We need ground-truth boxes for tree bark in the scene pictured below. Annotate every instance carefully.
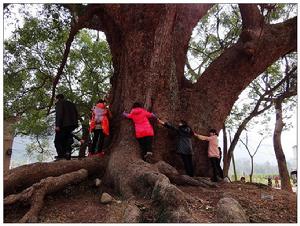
[78,124,90,157]
[273,100,292,192]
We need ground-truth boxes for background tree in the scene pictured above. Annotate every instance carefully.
[270,57,297,192]
[239,133,266,183]
[223,54,297,178]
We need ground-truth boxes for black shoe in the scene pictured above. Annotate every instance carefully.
[54,156,65,161]
[65,153,71,160]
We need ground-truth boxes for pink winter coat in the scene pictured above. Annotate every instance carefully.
[125,107,155,138]
[204,135,220,158]
[195,134,220,158]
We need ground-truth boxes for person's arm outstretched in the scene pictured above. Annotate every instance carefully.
[158,119,178,132]
[122,111,130,119]
[194,133,210,141]
[145,110,157,119]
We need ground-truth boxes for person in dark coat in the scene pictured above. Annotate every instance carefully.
[54,94,79,160]
[158,119,194,177]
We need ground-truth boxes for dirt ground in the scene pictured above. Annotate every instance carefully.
[179,182,297,223]
[4,179,297,223]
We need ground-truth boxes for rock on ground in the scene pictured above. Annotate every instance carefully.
[216,197,249,223]
[100,193,113,204]
[123,204,141,223]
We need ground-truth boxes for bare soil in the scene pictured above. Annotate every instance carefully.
[4,179,297,223]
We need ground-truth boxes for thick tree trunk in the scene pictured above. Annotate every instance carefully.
[80,3,296,177]
[68,4,297,193]
[3,118,17,172]
[95,4,214,184]
[88,5,217,221]
[273,100,292,192]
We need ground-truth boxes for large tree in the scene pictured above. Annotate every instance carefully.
[4,4,297,222]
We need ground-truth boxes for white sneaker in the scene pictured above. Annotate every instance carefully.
[144,152,153,159]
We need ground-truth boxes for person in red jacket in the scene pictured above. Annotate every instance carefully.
[123,102,157,161]
[89,99,110,157]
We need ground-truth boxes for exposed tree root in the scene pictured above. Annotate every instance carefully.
[4,169,88,223]
[155,161,217,188]
[4,157,108,196]
[148,173,195,222]
[4,152,214,223]
[105,151,211,222]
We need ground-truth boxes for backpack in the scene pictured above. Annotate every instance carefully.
[93,106,106,124]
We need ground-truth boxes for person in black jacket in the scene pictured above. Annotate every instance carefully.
[54,94,79,160]
[158,119,194,177]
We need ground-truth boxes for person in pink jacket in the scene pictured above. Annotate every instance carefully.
[194,129,224,182]
[123,102,157,161]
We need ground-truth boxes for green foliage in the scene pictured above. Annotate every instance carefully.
[186,4,242,82]
[4,4,113,156]
[264,4,297,23]
[186,3,296,83]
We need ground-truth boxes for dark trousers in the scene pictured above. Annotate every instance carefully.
[180,154,194,177]
[90,129,105,154]
[54,126,74,159]
[137,136,153,157]
[218,157,224,177]
[210,157,224,182]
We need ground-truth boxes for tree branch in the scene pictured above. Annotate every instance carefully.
[253,136,265,156]
[46,5,105,115]
[47,25,81,115]
[239,4,264,30]
[239,135,252,157]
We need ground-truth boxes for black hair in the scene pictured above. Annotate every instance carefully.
[56,94,64,100]
[132,102,143,109]
[209,129,218,136]
[97,99,105,104]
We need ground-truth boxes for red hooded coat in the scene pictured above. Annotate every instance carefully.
[126,107,154,138]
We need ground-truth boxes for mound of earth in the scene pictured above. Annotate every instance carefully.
[4,178,297,223]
